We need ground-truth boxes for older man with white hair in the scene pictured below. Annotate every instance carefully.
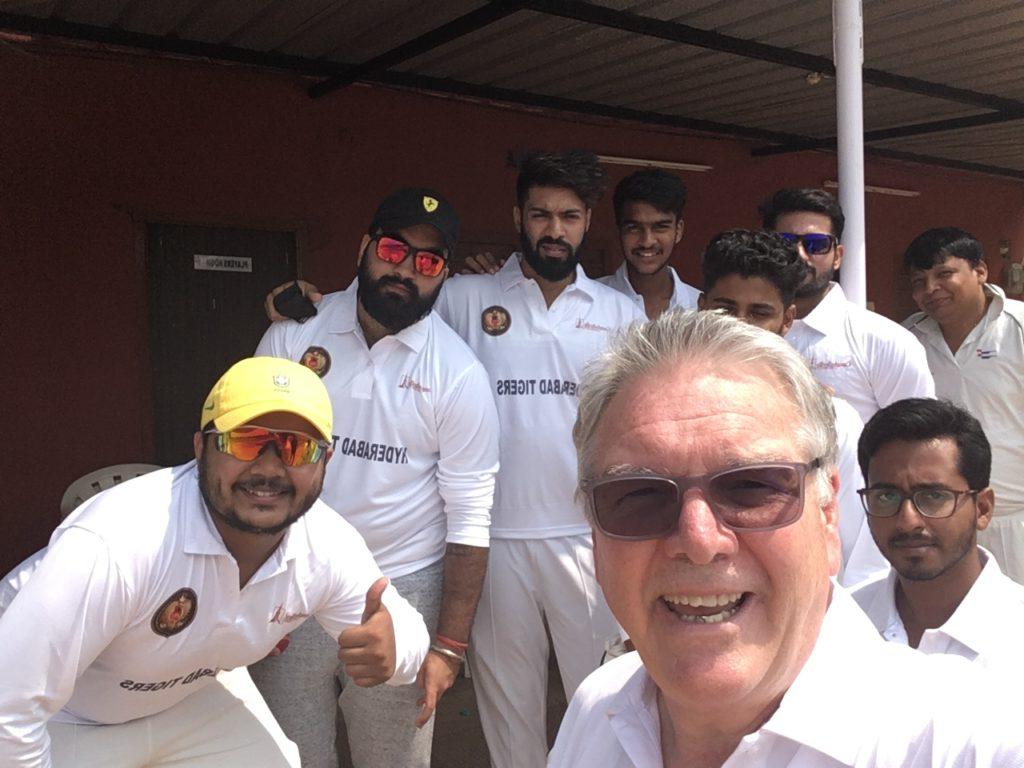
[549,310,1023,767]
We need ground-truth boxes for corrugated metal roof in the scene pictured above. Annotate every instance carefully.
[2,0,1022,176]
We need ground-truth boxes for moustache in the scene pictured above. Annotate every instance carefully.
[235,478,294,495]
[888,533,937,549]
[536,237,574,253]
[378,274,419,297]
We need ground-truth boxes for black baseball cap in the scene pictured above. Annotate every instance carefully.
[369,187,460,256]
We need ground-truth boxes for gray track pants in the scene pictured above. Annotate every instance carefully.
[249,560,443,768]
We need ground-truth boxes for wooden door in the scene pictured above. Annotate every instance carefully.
[146,223,296,465]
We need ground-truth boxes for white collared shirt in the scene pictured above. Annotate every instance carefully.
[904,284,1024,515]
[256,281,500,577]
[832,396,887,587]
[851,548,1024,664]
[549,587,1024,767]
[598,262,701,315]
[0,464,428,764]
[437,256,644,538]
[0,551,39,618]
[785,283,935,422]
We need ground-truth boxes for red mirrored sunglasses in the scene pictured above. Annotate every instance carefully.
[375,235,448,278]
[206,427,331,467]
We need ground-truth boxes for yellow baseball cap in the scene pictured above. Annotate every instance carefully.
[200,357,333,442]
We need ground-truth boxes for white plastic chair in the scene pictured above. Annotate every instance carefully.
[0,464,164,618]
[59,463,163,518]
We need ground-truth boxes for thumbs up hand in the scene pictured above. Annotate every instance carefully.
[338,577,396,687]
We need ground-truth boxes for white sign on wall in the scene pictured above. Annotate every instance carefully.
[193,254,252,273]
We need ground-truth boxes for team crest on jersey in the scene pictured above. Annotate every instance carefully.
[481,306,511,336]
[422,196,439,213]
[151,588,198,637]
[300,346,332,377]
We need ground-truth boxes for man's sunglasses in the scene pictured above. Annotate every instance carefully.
[778,232,837,256]
[375,235,447,278]
[581,459,822,540]
[206,427,332,468]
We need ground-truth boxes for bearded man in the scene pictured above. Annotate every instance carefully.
[252,188,500,768]
[433,150,644,768]
[0,357,428,767]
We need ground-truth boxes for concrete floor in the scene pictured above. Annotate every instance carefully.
[338,655,567,767]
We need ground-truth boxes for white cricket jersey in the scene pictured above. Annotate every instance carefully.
[0,464,429,764]
[0,550,40,618]
[851,548,1024,665]
[832,396,887,587]
[256,281,499,578]
[549,588,1024,767]
[785,282,935,422]
[598,262,701,314]
[904,284,1024,517]
[436,255,644,538]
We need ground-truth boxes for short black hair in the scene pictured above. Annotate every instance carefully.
[701,229,809,307]
[858,398,991,489]
[759,188,845,239]
[612,169,687,225]
[903,227,983,271]
[515,150,607,210]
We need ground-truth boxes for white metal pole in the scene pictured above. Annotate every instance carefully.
[834,0,867,307]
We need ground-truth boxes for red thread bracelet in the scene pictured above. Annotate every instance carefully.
[436,634,469,652]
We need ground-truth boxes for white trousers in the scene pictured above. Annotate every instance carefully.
[469,535,618,768]
[48,667,300,767]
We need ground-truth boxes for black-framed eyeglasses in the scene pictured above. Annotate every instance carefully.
[857,487,979,519]
[778,232,837,256]
[581,459,822,541]
[374,234,448,278]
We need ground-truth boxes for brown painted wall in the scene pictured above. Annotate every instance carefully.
[3,43,1023,572]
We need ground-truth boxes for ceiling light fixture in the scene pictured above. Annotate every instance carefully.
[597,154,712,173]
[823,180,920,198]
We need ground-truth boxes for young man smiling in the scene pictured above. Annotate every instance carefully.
[902,227,1024,584]
[0,357,428,767]
[852,398,1024,664]
[598,169,700,318]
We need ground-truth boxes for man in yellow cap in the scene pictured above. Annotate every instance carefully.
[0,357,429,768]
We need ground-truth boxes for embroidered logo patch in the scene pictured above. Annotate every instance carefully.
[423,196,439,213]
[151,588,198,637]
[300,346,332,377]
[481,306,511,336]
[976,348,996,359]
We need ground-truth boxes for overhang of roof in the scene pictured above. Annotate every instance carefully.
[3,0,1023,179]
